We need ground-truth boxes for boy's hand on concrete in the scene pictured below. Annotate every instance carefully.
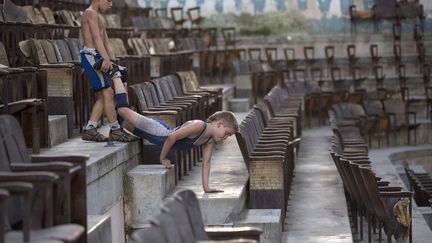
[101,59,112,72]
[160,158,173,169]
[204,188,224,193]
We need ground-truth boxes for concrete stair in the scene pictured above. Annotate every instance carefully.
[87,215,112,243]
[229,98,251,112]
[235,209,283,243]
[123,164,175,232]
[48,115,68,147]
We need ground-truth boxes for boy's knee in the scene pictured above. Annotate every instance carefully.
[114,93,129,109]
[102,87,114,97]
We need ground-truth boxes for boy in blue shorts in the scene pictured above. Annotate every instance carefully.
[80,0,137,142]
[103,67,238,192]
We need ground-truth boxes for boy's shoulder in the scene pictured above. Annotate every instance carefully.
[83,7,100,19]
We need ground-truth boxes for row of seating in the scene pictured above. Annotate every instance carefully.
[350,0,424,34]
[402,161,432,207]
[235,85,301,218]
[329,100,420,148]
[330,120,413,243]
[0,114,89,242]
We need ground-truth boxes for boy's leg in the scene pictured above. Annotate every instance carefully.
[81,49,110,142]
[105,77,139,142]
[112,77,140,125]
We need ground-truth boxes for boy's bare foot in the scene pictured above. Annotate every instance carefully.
[160,158,173,169]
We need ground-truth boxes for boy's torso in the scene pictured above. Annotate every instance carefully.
[81,8,106,49]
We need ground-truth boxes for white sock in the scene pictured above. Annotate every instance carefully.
[109,121,120,130]
[85,120,98,130]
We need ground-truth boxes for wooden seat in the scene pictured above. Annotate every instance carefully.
[170,7,186,28]
[0,114,89,230]
[0,181,85,243]
[19,38,78,137]
[187,7,204,27]
[0,41,46,153]
[383,98,420,144]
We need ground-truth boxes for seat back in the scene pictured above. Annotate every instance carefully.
[0,115,29,169]
[130,224,167,243]
[173,189,208,240]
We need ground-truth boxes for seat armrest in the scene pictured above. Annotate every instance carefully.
[205,226,262,241]
[10,162,75,172]
[0,171,58,183]
[31,154,90,164]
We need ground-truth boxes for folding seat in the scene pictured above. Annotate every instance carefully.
[383,98,420,144]
[330,66,348,104]
[0,41,46,151]
[349,3,373,34]
[359,166,412,243]
[370,44,381,65]
[303,46,316,76]
[0,181,85,243]
[221,27,237,49]
[175,70,222,113]
[187,7,204,27]
[170,7,186,29]
[372,0,398,33]
[19,38,77,137]
[236,118,291,216]
[110,38,150,85]
[347,66,367,104]
[363,100,390,147]
[0,114,89,226]
[346,44,359,73]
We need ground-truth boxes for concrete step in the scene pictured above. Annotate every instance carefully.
[123,164,175,232]
[48,115,68,147]
[39,126,142,243]
[201,83,235,111]
[229,98,251,112]
[235,209,283,243]
[87,215,112,243]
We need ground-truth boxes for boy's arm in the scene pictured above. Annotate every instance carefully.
[102,28,115,59]
[85,10,111,69]
[202,141,223,193]
[159,121,204,168]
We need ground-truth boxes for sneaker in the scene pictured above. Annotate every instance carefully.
[82,127,108,142]
[109,128,139,142]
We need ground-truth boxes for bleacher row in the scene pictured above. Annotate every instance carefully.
[329,105,413,242]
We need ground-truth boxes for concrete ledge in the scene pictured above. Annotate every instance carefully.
[87,215,112,243]
[201,83,235,111]
[235,209,282,243]
[123,164,175,231]
[229,98,251,112]
[48,115,68,147]
[40,134,142,215]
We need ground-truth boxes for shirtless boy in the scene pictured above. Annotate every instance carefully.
[80,0,136,142]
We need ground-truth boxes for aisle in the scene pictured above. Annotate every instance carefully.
[282,127,353,243]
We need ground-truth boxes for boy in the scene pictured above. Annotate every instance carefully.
[108,70,238,193]
[80,0,137,142]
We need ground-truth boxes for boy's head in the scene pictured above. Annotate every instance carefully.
[207,111,238,132]
[92,0,113,12]
[207,111,238,143]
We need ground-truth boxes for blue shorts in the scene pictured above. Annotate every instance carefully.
[80,47,110,91]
